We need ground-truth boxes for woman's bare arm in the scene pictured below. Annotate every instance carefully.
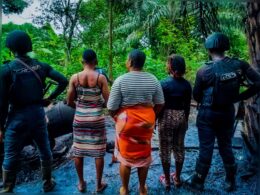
[108,110,119,118]
[99,74,110,107]
[154,104,164,118]
[67,74,77,108]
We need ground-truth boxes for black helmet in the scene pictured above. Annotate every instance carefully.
[6,30,32,54]
[205,32,230,51]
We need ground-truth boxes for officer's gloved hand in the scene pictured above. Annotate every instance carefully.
[42,98,52,107]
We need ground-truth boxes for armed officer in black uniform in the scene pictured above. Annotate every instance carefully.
[0,30,68,193]
[187,33,260,192]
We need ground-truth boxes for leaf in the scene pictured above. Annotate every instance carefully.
[39,48,54,55]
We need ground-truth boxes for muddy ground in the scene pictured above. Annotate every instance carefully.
[1,108,258,194]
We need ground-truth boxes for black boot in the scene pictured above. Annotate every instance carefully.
[0,169,16,193]
[224,163,237,192]
[41,161,56,192]
[186,160,210,191]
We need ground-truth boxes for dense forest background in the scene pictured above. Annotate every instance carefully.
[1,0,250,99]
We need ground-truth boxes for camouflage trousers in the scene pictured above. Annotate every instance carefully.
[158,109,187,164]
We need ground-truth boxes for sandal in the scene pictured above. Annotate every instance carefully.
[120,186,129,195]
[170,172,182,188]
[77,181,86,193]
[159,175,171,191]
[96,182,107,193]
[139,185,148,195]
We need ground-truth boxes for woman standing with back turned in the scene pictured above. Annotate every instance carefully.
[67,49,110,193]
[107,49,165,195]
[158,55,192,190]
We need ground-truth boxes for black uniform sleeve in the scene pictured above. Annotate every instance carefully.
[44,64,68,100]
[237,62,260,101]
[193,69,204,103]
[184,82,192,120]
[0,65,11,130]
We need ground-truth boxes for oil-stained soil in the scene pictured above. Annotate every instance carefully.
[1,108,258,194]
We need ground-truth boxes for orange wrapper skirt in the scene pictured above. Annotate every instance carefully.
[114,106,155,167]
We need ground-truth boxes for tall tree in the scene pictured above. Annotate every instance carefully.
[106,0,137,80]
[115,0,169,57]
[246,3,260,70]
[181,1,220,38]
[0,0,2,64]
[243,2,260,173]
[34,0,83,65]
[2,0,29,14]
[115,0,220,57]
[108,0,113,81]
[1,0,30,64]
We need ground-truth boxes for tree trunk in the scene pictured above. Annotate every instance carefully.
[65,46,71,65]
[108,0,113,81]
[243,2,260,181]
[65,0,83,65]
[59,0,83,66]
[0,0,2,64]
[246,3,260,70]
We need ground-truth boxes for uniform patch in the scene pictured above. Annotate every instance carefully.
[219,72,237,81]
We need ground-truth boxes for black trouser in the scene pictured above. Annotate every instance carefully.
[3,105,53,171]
[196,106,236,167]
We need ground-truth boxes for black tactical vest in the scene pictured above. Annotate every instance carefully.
[201,58,243,108]
[8,60,44,108]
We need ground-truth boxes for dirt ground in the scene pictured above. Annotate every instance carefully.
[2,108,258,194]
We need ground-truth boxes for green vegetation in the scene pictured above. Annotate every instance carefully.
[1,0,249,91]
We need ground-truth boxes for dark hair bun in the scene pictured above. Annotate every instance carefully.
[83,49,97,63]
